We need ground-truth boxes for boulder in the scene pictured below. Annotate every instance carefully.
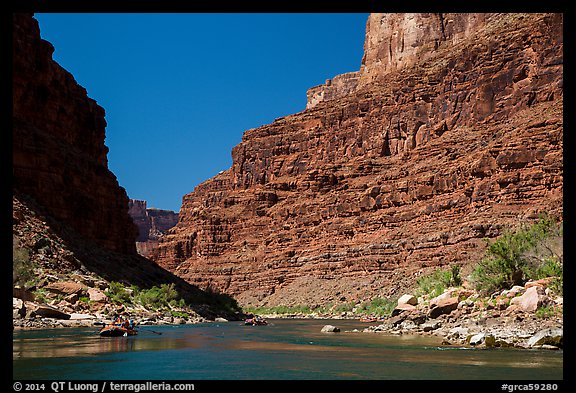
[321,325,340,333]
[408,311,427,325]
[391,302,417,316]
[469,332,485,346]
[510,286,550,312]
[421,320,440,332]
[69,313,96,320]
[13,297,26,318]
[397,294,418,306]
[430,290,457,305]
[428,297,459,319]
[25,302,71,320]
[526,328,563,348]
[13,286,36,302]
[44,281,86,296]
[447,326,470,340]
[524,277,554,289]
[87,288,108,303]
[505,285,525,298]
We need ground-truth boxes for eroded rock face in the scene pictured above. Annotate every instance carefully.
[13,13,138,254]
[359,13,494,87]
[152,13,563,308]
[306,72,360,109]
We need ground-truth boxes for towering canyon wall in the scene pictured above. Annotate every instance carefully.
[13,13,138,254]
[152,13,563,308]
[12,13,241,318]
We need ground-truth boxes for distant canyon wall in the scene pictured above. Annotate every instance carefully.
[128,200,179,257]
[151,13,563,308]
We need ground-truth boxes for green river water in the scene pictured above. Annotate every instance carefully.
[13,319,563,381]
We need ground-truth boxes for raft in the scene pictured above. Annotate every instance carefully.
[99,324,138,337]
[244,318,268,326]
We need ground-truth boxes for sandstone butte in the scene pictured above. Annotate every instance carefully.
[150,13,563,309]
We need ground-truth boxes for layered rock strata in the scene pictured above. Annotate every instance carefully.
[152,13,563,308]
[128,199,179,257]
[13,13,137,254]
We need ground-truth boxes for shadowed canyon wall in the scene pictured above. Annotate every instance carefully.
[12,13,242,318]
[13,13,138,255]
[150,13,563,308]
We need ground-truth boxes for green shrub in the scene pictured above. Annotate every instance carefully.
[356,297,396,317]
[13,236,35,287]
[333,301,356,314]
[416,266,462,298]
[470,215,563,295]
[243,304,325,316]
[532,256,563,296]
[136,283,179,310]
[107,281,133,305]
[535,305,558,319]
[170,310,190,319]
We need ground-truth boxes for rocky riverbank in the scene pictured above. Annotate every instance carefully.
[12,288,216,329]
[12,274,241,330]
[252,277,563,350]
[347,278,562,350]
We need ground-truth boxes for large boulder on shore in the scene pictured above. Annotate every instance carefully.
[44,281,86,296]
[428,297,459,319]
[397,294,418,306]
[87,288,108,303]
[510,286,550,312]
[25,302,71,320]
[391,302,417,316]
[526,328,563,348]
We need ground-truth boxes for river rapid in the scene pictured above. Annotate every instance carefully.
[13,319,563,381]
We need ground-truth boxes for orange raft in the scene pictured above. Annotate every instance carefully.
[244,316,268,326]
[99,318,138,337]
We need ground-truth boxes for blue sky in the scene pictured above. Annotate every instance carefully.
[35,13,369,212]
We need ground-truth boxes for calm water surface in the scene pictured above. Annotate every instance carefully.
[13,319,563,380]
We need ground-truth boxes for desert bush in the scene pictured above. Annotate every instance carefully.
[136,283,179,310]
[470,215,563,295]
[13,236,35,287]
[107,281,134,305]
[416,265,462,298]
[356,297,396,317]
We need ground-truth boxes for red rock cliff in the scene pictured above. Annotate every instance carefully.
[152,13,563,308]
[13,13,138,254]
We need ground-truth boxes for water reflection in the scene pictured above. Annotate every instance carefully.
[13,321,563,380]
[13,328,200,359]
